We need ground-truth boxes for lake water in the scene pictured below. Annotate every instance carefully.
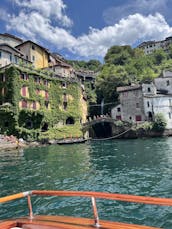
[0,138,172,228]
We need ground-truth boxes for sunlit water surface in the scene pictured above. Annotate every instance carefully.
[0,138,172,228]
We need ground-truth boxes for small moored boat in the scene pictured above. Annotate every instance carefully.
[0,190,172,229]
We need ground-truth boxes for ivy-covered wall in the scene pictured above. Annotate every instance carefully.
[0,64,85,140]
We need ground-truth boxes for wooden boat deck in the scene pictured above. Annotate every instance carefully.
[1,190,172,229]
[0,215,160,229]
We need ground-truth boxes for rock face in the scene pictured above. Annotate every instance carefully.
[0,135,27,151]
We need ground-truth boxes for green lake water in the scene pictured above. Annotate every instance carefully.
[0,138,172,228]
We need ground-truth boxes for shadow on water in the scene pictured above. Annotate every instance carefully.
[0,138,172,228]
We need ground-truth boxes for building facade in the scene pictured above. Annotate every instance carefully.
[0,64,87,140]
[0,33,23,47]
[112,73,172,129]
[115,85,145,122]
[138,37,172,55]
[16,41,49,69]
[0,44,31,67]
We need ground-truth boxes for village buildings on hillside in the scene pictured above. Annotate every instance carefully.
[0,33,97,140]
[138,36,172,55]
[111,70,172,129]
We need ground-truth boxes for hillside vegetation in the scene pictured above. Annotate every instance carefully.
[68,45,172,115]
[95,45,172,113]
[67,59,102,72]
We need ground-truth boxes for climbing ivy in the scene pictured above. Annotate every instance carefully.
[0,65,84,141]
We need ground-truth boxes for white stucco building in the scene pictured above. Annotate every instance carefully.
[138,37,172,55]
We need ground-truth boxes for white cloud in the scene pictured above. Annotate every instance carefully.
[7,10,76,47]
[13,0,72,27]
[103,0,169,25]
[4,0,172,58]
[7,12,172,58]
[72,13,172,57]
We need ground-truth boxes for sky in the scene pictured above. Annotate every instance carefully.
[1,0,172,61]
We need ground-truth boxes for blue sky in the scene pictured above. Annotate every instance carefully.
[1,0,172,61]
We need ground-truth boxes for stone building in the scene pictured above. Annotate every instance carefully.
[114,85,145,122]
[112,73,172,129]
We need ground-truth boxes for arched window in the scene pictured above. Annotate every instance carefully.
[41,123,48,132]
[66,117,75,125]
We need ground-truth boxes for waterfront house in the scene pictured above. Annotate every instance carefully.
[0,64,87,140]
[15,40,50,69]
[113,84,145,122]
[112,73,172,129]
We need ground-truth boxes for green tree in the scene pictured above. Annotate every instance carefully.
[151,49,167,65]
[104,45,134,65]
[96,65,129,108]
[152,113,167,131]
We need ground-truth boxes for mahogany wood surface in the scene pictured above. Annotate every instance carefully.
[32,190,172,206]
[0,215,161,229]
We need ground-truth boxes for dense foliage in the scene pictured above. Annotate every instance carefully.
[0,65,83,140]
[67,59,102,72]
[152,113,167,131]
[95,44,172,113]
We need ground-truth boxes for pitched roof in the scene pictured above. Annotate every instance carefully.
[117,85,141,92]
[0,43,24,56]
[0,33,23,42]
[15,40,50,54]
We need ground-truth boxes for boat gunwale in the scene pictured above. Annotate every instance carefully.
[0,190,171,229]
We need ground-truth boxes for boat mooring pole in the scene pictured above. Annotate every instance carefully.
[91,197,100,227]
[27,195,33,219]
